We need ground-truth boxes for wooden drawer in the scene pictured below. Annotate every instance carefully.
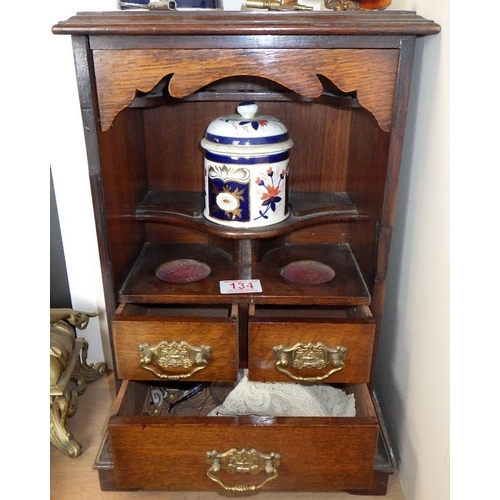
[112,304,238,382]
[248,305,375,384]
[108,380,379,492]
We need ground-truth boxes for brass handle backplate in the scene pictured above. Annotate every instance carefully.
[139,340,211,380]
[206,448,281,492]
[273,342,347,382]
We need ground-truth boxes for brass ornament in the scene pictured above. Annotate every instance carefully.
[50,309,107,457]
[206,448,281,492]
[273,342,347,382]
[139,340,212,380]
[324,0,361,10]
[246,0,313,10]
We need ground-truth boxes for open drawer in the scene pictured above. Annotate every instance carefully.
[248,305,375,383]
[107,379,380,492]
[112,303,238,382]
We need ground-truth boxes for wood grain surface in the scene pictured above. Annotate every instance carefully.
[49,11,440,498]
[94,48,398,132]
[50,372,406,498]
[113,312,238,381]
[248,318,375,383]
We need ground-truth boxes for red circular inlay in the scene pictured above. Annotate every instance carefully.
[155,259,211,284]
[280,260,335,285]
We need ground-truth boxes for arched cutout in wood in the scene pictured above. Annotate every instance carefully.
[93,48,399,132]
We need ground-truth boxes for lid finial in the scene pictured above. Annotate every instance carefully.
[237,101,259,119]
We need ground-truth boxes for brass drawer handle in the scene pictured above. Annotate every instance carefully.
[273,342,347,382]
[138,340,211,380]
[206,448,280,492]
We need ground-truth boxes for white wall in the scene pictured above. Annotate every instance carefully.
[45,2,452,499]
[49,1,118,367]
[2,2,120,495]
[378,1,450,499]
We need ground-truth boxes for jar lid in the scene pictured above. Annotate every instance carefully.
[201,101,293,155]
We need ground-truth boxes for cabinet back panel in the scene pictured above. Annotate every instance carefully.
[145,222,209,244]
[285,222,350,245]
[144,101,218,192]
[143,100,350,194]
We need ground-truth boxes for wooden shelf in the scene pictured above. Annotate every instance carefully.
[118,242,370,306]
[136,191,359,239]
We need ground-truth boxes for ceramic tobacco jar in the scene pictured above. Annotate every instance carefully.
[201,101,293,228]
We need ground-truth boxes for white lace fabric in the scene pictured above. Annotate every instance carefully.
[208,376,356,417]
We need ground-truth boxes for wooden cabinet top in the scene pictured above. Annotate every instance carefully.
[52,10,440,37]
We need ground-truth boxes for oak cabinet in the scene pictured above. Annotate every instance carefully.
[53,10,440,495]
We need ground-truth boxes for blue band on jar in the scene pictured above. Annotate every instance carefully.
[205,151,289,164]
[205,132,290,146]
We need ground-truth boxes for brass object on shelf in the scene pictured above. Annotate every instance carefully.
[324,0,360,10]
[119,1,177,9]
[324,0,392,10]
[50,308,107,457]
[273,342,347,382]
[206,448,281,492]
[139,340,212,380]
[246,0,313,11]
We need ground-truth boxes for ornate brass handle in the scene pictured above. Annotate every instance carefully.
[273,342,347,382]
[206,448,281,492]
[138,340,211,380]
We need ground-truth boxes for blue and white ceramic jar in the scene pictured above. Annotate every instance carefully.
[201,102,293,228]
